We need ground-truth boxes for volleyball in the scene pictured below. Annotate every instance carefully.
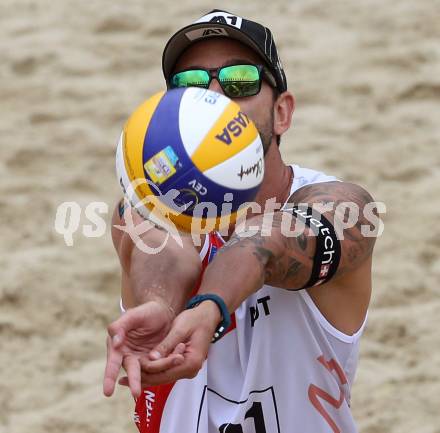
[116,87,264,233]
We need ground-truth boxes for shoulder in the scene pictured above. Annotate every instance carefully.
[290,164,339,192]
[289,180,374,208]
[286,164,374,209]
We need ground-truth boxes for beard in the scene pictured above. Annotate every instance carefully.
[253,102,275,155]
[259,125,273,155]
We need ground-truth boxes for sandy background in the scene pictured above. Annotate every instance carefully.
[1,0,439,432]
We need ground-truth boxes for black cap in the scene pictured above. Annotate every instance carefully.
[162,9,287,93]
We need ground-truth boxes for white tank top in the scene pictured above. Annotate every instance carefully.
[131,165,367,433]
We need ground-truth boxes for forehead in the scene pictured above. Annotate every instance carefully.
[173,38,263,71]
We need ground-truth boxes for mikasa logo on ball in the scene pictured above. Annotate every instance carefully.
[215,111,251,145]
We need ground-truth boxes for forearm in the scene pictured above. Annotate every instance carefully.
[127,230,201,312]
[112,202,201,313]
[198,239,266,313]
[198,217,315,313]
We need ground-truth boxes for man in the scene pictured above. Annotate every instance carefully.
[103,9,379,433]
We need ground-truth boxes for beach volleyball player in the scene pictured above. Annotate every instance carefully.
[104,10,380,433]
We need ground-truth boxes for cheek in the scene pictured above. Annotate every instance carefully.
[240,103,274,153]
[238,92,274,134]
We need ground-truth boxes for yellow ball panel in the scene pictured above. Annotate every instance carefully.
[123,91,165,199]
[146,202,250,235]
[191,102,259,172]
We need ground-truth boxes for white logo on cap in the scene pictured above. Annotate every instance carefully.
[185,12,243,41]
[195,12,243,29]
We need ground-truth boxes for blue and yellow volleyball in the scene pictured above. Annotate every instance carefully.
[116,87,264,233]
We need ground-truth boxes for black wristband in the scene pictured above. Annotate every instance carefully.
[186,294,231,343]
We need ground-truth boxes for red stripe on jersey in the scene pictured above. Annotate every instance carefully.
[206,232,237,335]
[225,311,237,335]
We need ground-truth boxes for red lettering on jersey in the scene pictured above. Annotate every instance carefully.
[317,355,348,385]
[308,356,348,433]
[135,383,174,433]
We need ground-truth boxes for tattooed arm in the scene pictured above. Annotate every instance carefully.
[136,182,379,385]
[197,181,379,314]
[135,181,380,385]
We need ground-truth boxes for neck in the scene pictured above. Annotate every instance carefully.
[255,143,293,212]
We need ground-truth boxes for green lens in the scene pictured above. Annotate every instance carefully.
[219,65,261,97]
[170,70,210,88]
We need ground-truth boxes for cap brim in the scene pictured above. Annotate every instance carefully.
[162,22,271,80]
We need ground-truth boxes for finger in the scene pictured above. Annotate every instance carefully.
[140,369,180,387]
[140,342,185,373]
[172,342,186,355]
[107,302,163,339]
[123,355,141,398]
[140,353,184,374]
[141,348,206,387]
[147,313,211,375]
[103,337,123,397]
[145,343,186,371]
[139,357,199,387]
[111,329,125,349]
[149,327,187,360]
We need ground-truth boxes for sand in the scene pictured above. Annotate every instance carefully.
[1,0,439,432]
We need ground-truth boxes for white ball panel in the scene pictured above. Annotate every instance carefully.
[202,135,264,190]
[179,88,231,157]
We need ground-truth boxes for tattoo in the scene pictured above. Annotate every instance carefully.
[118,198,129,219]
[253,246,276,281]
[297,233,308,251]
[211,181,377,290]
[219,233,243,253]
[253,246,275,264]
[285,257,303,280]
[288,181,377,273]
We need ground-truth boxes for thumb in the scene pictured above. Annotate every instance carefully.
[107,302,159,339]
[149,326,187,361]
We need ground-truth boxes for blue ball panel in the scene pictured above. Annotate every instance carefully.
[141,88,195,195]
[167,166,260,217]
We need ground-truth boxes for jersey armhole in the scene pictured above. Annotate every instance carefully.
[300,290,368,343]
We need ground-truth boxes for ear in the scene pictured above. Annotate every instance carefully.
[273,91,295,136]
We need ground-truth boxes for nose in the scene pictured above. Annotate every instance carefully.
[208,78,224,95]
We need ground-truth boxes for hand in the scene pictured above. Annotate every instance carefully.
[119,301,221,387]
[103,300,185,398]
